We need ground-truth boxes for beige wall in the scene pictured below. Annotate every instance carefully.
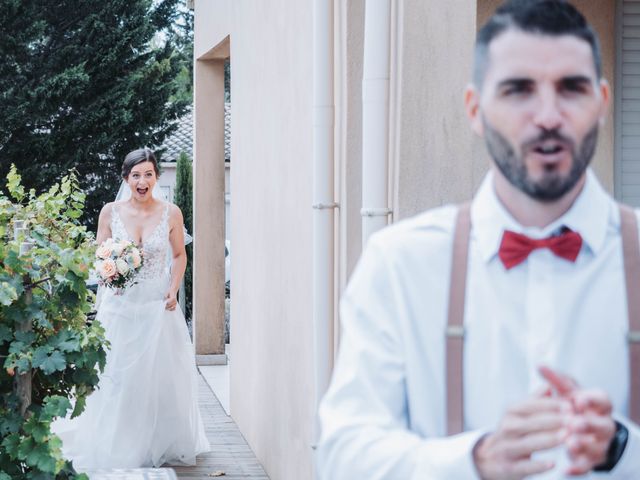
[195,0,315,478]
[229,2,314,477]
[476,0,616,193]
[337,0,365,293]
[193,57,227,356]
[395,0,479,219]
[194,0,231,60]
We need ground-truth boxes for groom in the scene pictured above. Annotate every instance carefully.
[318,1,640,479]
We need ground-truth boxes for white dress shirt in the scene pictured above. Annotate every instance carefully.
[317,170,640,479]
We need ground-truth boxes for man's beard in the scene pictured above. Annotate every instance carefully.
[482,118,599,202]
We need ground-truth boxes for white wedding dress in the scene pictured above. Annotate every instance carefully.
[53,203,210,470]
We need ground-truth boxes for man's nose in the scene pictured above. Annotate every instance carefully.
[533,92,563,131]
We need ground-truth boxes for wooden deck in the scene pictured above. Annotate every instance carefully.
[172,375,269,480]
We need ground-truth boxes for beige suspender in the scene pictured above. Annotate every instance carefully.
[619,205,640,425]
[446,203,471,435]
[446,203,640,435]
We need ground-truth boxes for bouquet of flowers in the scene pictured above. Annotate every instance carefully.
[94,238,144,291]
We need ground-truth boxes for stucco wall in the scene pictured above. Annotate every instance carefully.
[395,0,479,219]
[194,0,230,59]
[476,0,616,193]
[195,1,315,479]
[338,0,365,292]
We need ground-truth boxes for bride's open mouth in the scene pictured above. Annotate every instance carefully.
[137,187,149,195]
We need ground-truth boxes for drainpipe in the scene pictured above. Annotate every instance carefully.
[361,0,392,245]
[312,0,336,447]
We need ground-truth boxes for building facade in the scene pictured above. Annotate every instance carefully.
[193,1,630,478]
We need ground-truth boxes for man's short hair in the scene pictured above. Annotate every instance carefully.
[474,0,602,87]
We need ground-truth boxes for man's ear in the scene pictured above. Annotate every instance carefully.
[597,78,611,127]
[464,84,483,136]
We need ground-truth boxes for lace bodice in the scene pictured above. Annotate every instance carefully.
[111,204,170,281]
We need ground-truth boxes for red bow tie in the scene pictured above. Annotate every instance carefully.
[498,229,583,269]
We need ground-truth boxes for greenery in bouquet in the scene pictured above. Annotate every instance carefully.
[0,166,107,479]
[95,239,144,291]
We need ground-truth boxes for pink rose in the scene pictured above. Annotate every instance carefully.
[96,244,113,260]
[97,259,117,280]
[129,249,142,268]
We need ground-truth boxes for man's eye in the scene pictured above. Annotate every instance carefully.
[503,85,532,96]
[562,82,588,94]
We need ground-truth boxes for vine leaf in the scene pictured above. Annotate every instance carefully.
[32,347,66,375]
[42,396,72,420]
[23,416,49,443]
[0,281,18,306]
[0,324,12,344]
[52,329,80,353]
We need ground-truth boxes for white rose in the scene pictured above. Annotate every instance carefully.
[111,243,124,256]
[116,258,130,276]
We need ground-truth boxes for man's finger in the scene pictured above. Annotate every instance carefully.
[565,435,609,476]
[533,385,554,398]
[565,455,593,476]
[502,429,567,459]
[569,413,615,441]
[539,366,578,396]
[567,433,608,460]
[507,396,572,417]
[501,413,566,437]
[572,389,612,416]
[505,457,556,478]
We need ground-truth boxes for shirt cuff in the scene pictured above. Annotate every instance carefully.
[411,429,487,480]
[601,415,640,477]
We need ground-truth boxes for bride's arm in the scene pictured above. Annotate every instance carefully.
[167,205,187,301]
[96,203,113,244]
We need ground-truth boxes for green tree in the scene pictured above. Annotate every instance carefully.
[174,152,192,321]
[168,4,194,105]
[0,0,189,229]
[0,166,107,478]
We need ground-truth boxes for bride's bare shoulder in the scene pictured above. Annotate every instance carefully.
[99,201,123,218]
[97,202,117,241]
[166,202,184,224]
[98,202,115,220]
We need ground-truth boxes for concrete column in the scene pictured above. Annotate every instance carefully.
[193,58,226,359]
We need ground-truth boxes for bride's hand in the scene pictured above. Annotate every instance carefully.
[164,290,178,311]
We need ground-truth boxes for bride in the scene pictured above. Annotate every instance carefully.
[53,148,209,469]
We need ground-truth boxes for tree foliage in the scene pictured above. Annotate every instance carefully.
[0,166,107,478]
[174,152,192,321]
[0,0,191,229]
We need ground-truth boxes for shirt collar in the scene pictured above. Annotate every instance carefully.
[470,169,613,263]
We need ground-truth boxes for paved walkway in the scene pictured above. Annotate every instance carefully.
[172,374,269,480]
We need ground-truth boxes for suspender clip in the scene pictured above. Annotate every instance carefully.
[446,325,465,338]
[628,331,640,343]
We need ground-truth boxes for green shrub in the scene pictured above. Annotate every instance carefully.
[0,166,107,479]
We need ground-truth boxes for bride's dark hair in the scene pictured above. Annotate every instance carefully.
[121,148,160,179]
